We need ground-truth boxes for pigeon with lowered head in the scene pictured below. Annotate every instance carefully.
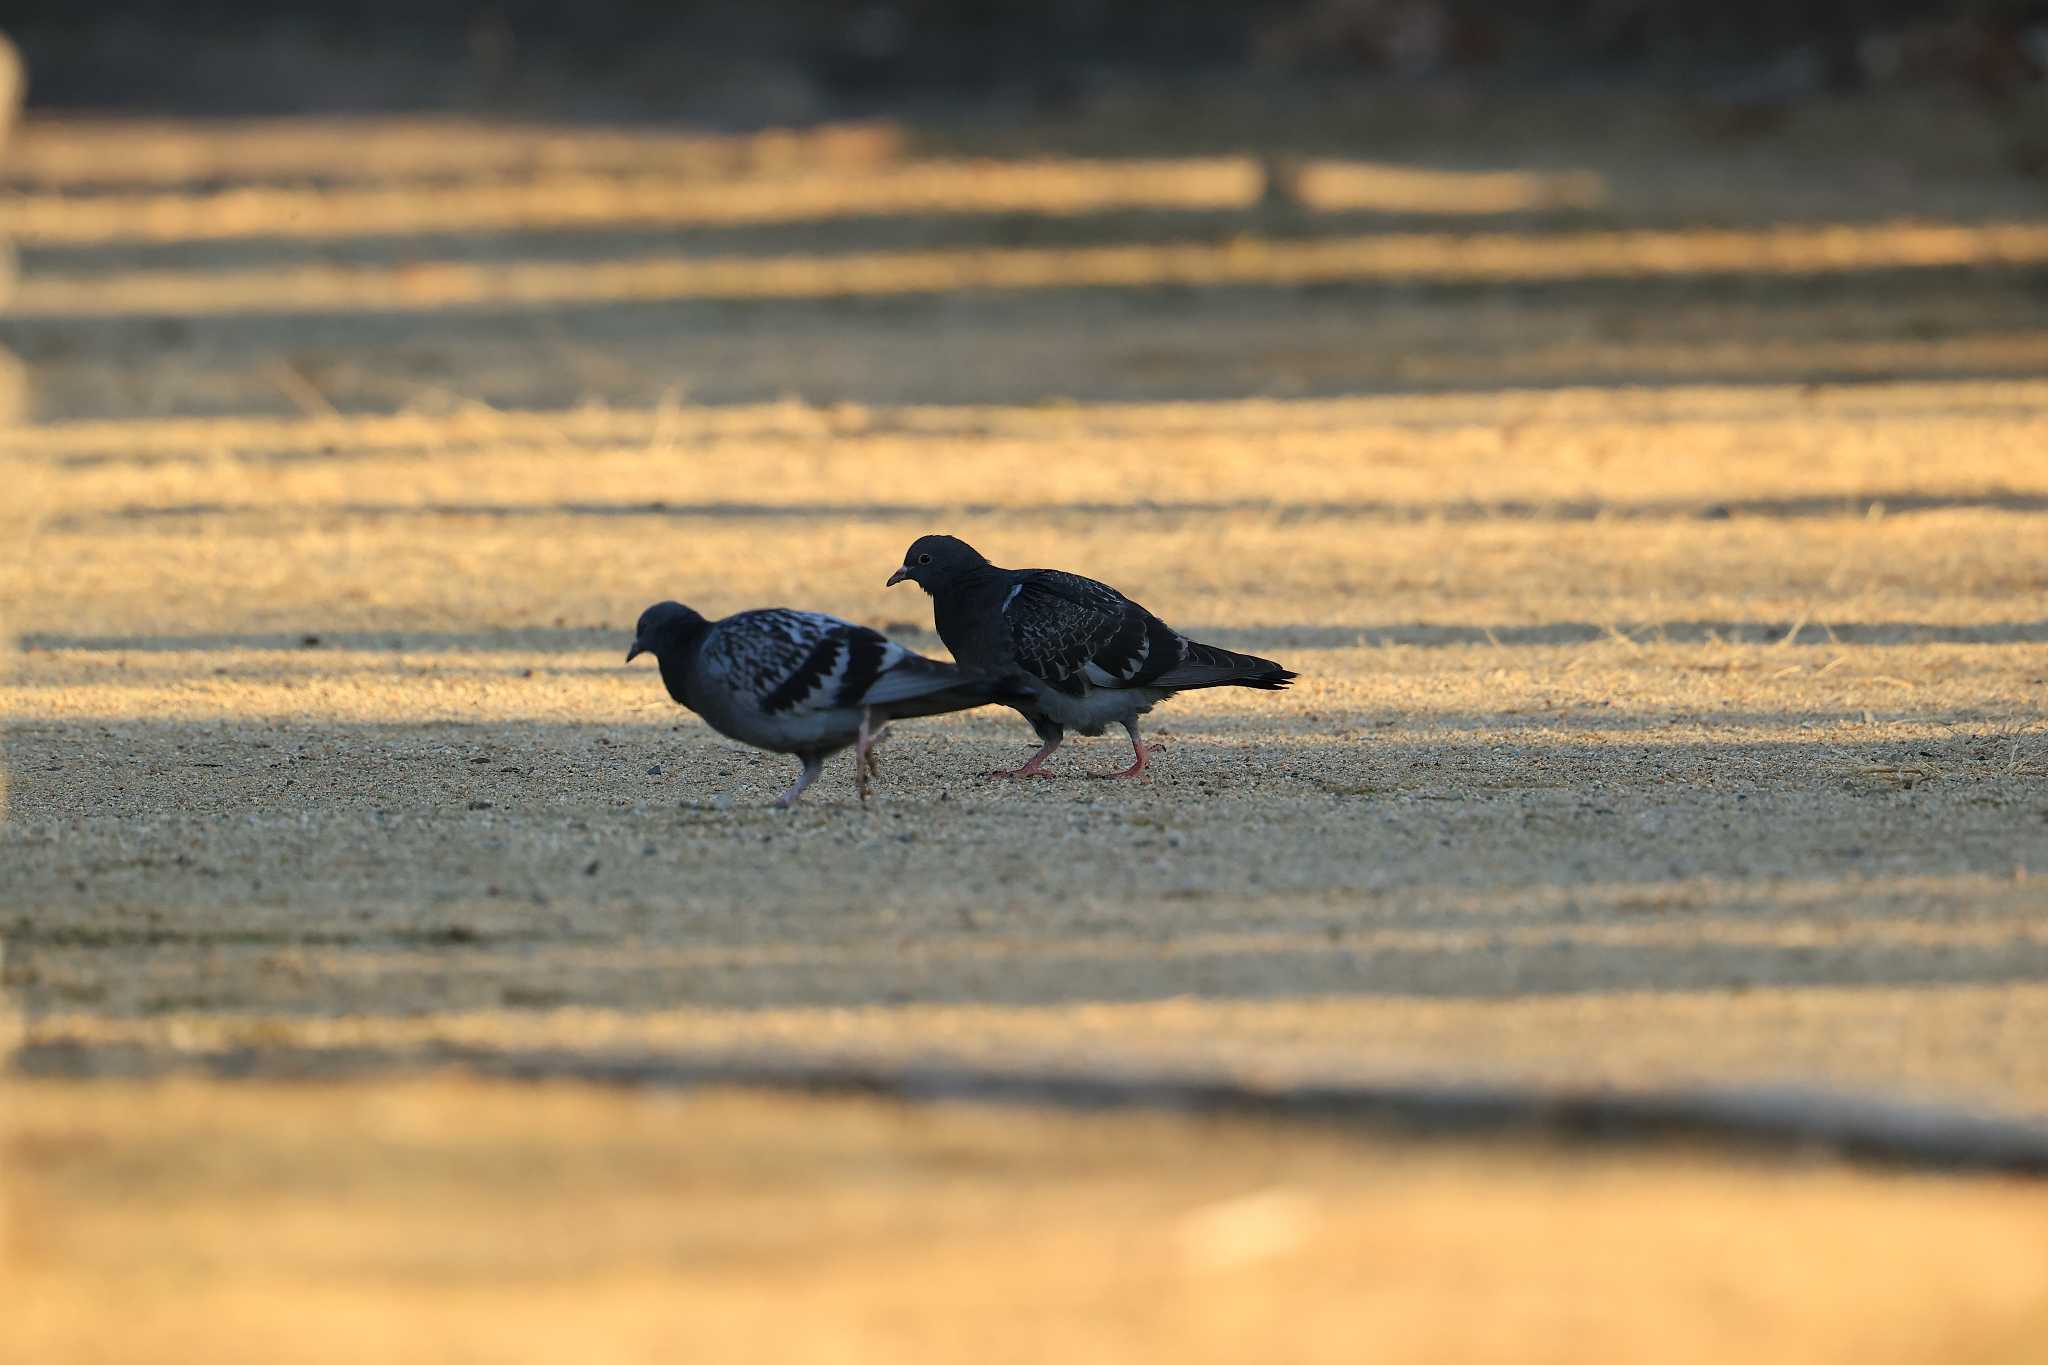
[886,535,1295,779]
[627,601,1014,807]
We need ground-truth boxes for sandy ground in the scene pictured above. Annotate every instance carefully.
[3,83,2048,1359]
[8,1079,2048,1365]
[6,381,2045,1108]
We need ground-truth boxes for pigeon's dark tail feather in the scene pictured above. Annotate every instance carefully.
[872,668,1038,721]
[1157,641,1297,692]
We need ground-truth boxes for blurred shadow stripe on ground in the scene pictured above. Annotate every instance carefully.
[16,222,2048,316]
[23,311,2048,417]
[8,377,2048,456]
[43,493,2048,527]
[12,1040,2048,1174]
[21,619,2048,653]
[21,920,2048,1011]
[0,159,1604,243]
[27,910,2048,969]
[19,880,2048,947]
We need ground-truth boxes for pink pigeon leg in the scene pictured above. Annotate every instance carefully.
[774,752,825,809]
[987,735,1062,779]
[854,708,889,802]
[1095,722,1164,780]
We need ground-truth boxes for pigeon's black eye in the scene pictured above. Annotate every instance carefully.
[917,553,932,565]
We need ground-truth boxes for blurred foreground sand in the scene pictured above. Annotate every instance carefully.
[5,1079,2048,1365]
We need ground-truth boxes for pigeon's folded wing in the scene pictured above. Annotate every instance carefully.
[1005,570,1184,694]
[707,609,967,719]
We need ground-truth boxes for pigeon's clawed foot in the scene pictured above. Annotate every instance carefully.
[1095,743,1166,780]
[776,753,826,810]
[985,736,1062,779]
[1095,727,1164,780]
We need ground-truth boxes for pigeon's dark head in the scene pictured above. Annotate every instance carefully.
[886,534,988,594]
[626,601,707,663]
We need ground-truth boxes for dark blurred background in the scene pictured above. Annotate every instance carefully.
[4,2,2046,424]
[7,0,2047,120]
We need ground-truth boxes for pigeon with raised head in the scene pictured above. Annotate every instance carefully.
[886,536,1296,779]
[627,601,1014,808]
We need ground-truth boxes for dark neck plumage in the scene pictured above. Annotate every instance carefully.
[652,617,712,706]
[931,564,1012,658]
[935,563,1011,606]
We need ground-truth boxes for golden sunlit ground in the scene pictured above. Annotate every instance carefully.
[3,83,2048,1359]
[8,1081,2048,1365]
